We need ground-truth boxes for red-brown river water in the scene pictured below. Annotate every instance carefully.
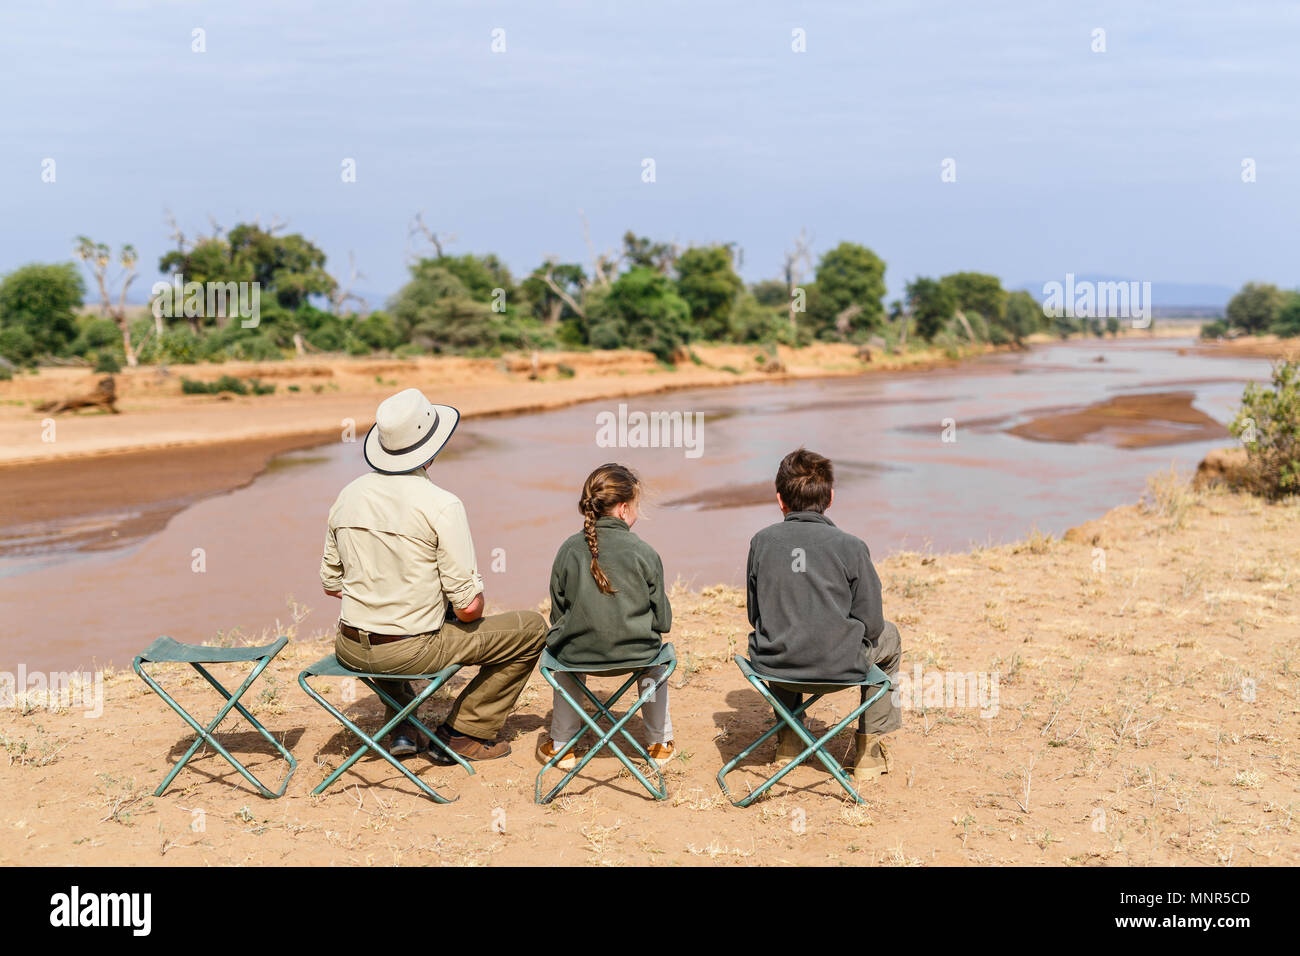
[0,339,1273,669]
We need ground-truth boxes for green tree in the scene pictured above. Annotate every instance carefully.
[157,236,255,332]
[809,242,887,339]
[158,221,335,331]
[1003,290,1045,345]
[1270,290,1300,338]
[750,279,788,308]
[675,245,743,340]
[389,260,522,354]
[430,253,516,304]
[940,272,1007,341]
[1226,282,1284,335]
[586,267,691,361]
[730,292,793,344]
[225,223,337,310]
[351,311,401,351]
[621,232,676,273]
[905,276,954,342]
[521,261,585,325]
[0,262,85,359]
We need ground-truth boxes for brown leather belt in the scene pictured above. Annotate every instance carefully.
[339,622,412,646]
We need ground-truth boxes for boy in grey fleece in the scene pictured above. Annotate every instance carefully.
[746,448,901,773]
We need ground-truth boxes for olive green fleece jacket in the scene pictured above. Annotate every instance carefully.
[546,515,671,667]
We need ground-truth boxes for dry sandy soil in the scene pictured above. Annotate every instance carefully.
[2,475,1296,866]
[1194,335,1300,362]
[0,342,984,468]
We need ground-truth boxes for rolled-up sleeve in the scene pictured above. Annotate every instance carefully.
[320,523,343,591]
[433,499,484,609]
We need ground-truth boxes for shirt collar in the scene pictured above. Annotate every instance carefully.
[783,510,834,527]
[595,515,630,531]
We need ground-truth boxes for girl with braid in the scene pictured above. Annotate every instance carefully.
[539,463,675,769]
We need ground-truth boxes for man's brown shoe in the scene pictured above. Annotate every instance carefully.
[428,725,511,763]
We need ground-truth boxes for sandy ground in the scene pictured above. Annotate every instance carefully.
[0,343,985,468]
[1193,335,1300,361]
[1008,391,1231,448]
[2,475,1296,866]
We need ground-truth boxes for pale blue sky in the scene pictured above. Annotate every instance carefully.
[1,0,1297,306]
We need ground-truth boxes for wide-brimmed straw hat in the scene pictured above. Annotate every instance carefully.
[363,388,460,474]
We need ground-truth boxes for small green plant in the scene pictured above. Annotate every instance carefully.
[555,363,576,378]
[1200,319,1229,340]
[97,773,150,825]
[1231,360,1300,498]
[181,375,275,396]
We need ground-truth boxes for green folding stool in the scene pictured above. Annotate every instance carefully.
[535,642,676,804]
[133,635,298,798]
[298,654,474,803]
[717,655,891,807]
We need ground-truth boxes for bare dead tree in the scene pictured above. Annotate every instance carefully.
[539,258,586,320]
[163,209,190,254]
[783,228,814,330]
[955,309,978,343]
[75,237,139,367]
[330,251,368,315]
[834,303,863,338]
[578,209,620,286]
[252,213,288,235]
[408,212,456,261]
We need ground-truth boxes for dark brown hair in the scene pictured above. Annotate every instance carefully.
[579,463,641,594]
[775,447,834,513]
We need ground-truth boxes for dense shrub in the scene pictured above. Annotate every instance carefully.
[1231,360,1300,498]
[93,352,122,373]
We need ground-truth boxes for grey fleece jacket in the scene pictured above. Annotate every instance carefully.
[745,510,885,683]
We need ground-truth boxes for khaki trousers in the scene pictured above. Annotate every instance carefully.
[335,610,547,741]
[772,620,902,735]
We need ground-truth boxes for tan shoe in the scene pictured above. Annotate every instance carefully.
[536,736,580,771]
[646,740,676,762]
[774,726,804,766]
[852,732,891,781]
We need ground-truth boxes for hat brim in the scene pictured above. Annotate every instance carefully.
[363,403,461,474]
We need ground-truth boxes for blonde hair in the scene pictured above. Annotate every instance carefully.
[578,463,641,594]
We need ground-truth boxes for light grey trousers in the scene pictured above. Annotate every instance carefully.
[549,665,673,746]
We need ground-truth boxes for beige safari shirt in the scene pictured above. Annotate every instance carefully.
[320,470,484,636]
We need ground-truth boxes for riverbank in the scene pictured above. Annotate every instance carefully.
[3,476,1295,866]
[1194,334,1300,361]
[0,342,994,467]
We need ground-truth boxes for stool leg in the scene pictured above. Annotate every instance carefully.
[299,673,462,802]
[136,656,288,798]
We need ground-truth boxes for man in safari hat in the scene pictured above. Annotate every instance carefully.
[319,388,546,761]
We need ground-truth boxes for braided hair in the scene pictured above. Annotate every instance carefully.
[578,463,640,595]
